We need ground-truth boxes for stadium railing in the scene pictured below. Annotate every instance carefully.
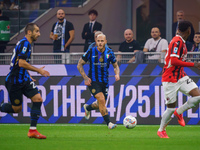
[1,52,200,65]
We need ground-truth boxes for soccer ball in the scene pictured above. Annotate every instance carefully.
[123,115,137,129]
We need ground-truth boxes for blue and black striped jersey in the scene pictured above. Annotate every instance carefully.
[6,37,32,84]
[82,46,116,85]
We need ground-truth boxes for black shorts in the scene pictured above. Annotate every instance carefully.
[5,81,39,106]
[88,81,108,100]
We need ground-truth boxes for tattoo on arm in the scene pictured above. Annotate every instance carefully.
[77,58,87,79]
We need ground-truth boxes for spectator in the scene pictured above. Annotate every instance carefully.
[0,0,18,10]
[87,31,108,50]
[143,27,168,62]
[82,9,102,52]
[116,29,141,63]
[189,32,200,62]
[172,10,195,43]
[50,9,75,53]
[0,9,10,64]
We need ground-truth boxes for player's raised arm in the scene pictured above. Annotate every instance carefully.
[77,58,91,86]
[112,62,120,81]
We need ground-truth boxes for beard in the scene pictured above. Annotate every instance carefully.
[31,36,37,42]
[58,17,64,21]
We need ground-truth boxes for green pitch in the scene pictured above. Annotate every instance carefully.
[0,124,199,150]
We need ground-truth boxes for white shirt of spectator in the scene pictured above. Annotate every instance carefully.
[144,37,168,60]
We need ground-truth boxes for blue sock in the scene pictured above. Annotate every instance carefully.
[30,102,42,127]
[0,103,15,113]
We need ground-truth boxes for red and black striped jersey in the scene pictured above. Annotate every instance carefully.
[162,35,188,82]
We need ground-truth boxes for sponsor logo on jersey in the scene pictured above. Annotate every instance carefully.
[22,47,27,53]
[173,47,178,53]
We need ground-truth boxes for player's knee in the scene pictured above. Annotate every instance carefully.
[31,94,43,103]
[95,93,105,104]
[35,98,43,103]
[98,97,105,105]
[13,105,22,113]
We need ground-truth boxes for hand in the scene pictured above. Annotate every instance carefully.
[115,74,120,81]
[127,60,134,63]
[38,66,50,77]
[194,62,200,70]
[53,34,58,40]
[84,77,91,86]
[30,76,36,82]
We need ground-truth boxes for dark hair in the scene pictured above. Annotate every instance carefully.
[25,23,38,34]
[88,9,98,16]
[178,21,192,32]
[195,32,200,35]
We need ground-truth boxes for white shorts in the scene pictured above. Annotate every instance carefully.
[162,76,198,104]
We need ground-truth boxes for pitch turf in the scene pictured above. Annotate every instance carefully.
[0,124,199,150]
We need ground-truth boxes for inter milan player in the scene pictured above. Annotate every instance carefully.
[77,34,120,129]
[0,23,50,139]
[157,21,200,138]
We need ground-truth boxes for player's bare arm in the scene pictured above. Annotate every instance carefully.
[77,58,91,86]
[18,59,50,77]
[112,62,120,81]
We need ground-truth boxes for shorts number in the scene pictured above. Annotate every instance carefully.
[186,78,193,84]
[10,48,16,67]
[30,81,36,89]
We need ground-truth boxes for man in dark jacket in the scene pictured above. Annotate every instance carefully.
[82,9,102,52]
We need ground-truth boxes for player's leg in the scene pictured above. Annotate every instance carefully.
[83,100,99,120]
[175,77,200,117]
[84,82,107,114]
[83,82,101,120]
[27,93,46,139]
[24,81,46,139]
[157,82,177,138]
[95,92,116,129]
[0,82,22,113]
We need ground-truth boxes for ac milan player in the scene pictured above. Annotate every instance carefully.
[157,21,200,138]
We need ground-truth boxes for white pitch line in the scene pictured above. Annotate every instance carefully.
[0,124,199,127]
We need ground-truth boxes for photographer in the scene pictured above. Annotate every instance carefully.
[143,27,168,62]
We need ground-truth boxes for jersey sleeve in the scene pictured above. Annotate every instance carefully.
[82,48,91,62]
[67,22,74,31]
[134,41,141,51]
[110,50,117,64]
[18,41,29,60]
[118,42,123,52]
[170,40,182,58]
[144,39,150,49]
